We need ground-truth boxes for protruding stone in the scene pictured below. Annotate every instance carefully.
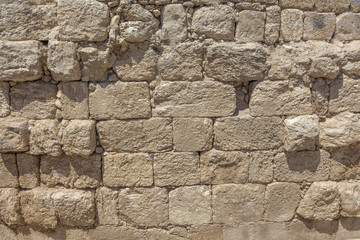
[281,9,304,42]
[29,120,62,156]
[58,82,89,119]
[0,188,23,226]
[0,118,29,153]
[309,57,340,79]
[303,12,336,40]
[236,10,265,43]
[0,83,10,117]
[89,226,146,240]
[161,4,187,43]
[0,154,18,188]
[335,13,360,40]
[17,154,39,189]
[338,182,360,217]
[120,21,157,43]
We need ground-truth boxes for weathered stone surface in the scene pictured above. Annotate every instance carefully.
[169,186,211,225]
[120,21,156,43]
[153,81,235,117]
[0,188,23,226]
[0,154,18,188]
[236,10,265,42]
[335,13,360,40]
[17,154,39,189]
[97,118,172,152]
[0,118,29,153]
[10,81,57,119]
[200,149,249,184]
[161,4,187,43]
[118,187,168,227]
[315,0,350,13]
[312,79,329,116]
[0,83,10,117]
[158,42,204,81]
[342,61,360,78]
[250,81,312,117]
[192,6,235,40]
[284,115,319,152]
[297,181,340,221]
[274,150,330,182]
[0,225,16,240]
[190,225,223,240]
[281,9,304,41]
[205,43,268,83]
[213,184,265,223]
[96,187,118,226]
[29,120,62,156]
[264,183,301,222]
[154,152,200,186]
[265,6,280,45]
[303,12,336,40]
[0,40,43,81]
[309,57,340,79]
[338,182,360,217]
[329,76,360,114]
[89,82,151,120]
[89,226,146,240]
[214,115,284,150]
[103,153,153,187]
[47,41,81,81]
[58,82,89,119]
[174,118,213,152]
[279,0,315,10]
[249,151,274,183]
[329,144,360,181]
[57,0,109,41]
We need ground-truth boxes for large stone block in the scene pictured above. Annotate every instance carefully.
[281,9,304,42]
[97,118,172,152]
[315,0,350,13]
[303,12,336,40]
[338,182,360,217]
[0,188,23,226]
[161,4,187,43]
[265,6,280,45]
[309,57,340,79]
[153,81,235,117]
[120,21,156,43]
[205,43,268,83]
[0,154,18,188]
[0,118,29,153]
[249,151,274,183]
[312,79,329,116]
[89,82,151,120]
[0,40,43,81]
[236,10,265,42]
[0,83,10,117]
[190,225,223,240]
[329,144,360,181]
[58,82,89,119]
[29,120,62,156]
[89,226,146,240]
[96,187,118,226]
[279,0,315,10]
[17,154,39,189]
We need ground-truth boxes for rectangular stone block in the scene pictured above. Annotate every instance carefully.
[58,82,89,119]
[265,6,280,45]
[96,187,119,226]
[249,151,274,183]
[0,118,29,153]
[89,226,146,240]
[0,82,10,117]
[330,75,360,114]
[161,4,187,43]
[29,120,62,156]
[329,144,360,181]
[279,0,315,10]
[281,9,304,42]
[190,225,223,240]
[0,154,18,188]
[97,118,172,152]
[303,12,336,40]
[335,13,360,40]
[0,188,22,227]
[17,154,39,189]
[236,10,265,43]
[153,81,236,117]
[315,0,350,13]
[312,78,329,116]
[338,182,360,217]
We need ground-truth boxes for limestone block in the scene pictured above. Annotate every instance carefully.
[174,118,213,152]
[158,42,204,81]
[265,6,280,45]
[342,61,360,78]
[124,4,158,22]
[297,181,340,221]
[338,182,360,217]
[281,9,304,41]
[169,186,211,225]
[89,82,151,120]
[52,190,95,227]
[154,152,200,186]
[97,118,172,152]
[0,225,16,240]
[274,150,330,182]
[352,0,360,13]
[120,21,156,43]
[335,13,360,41]
[0,40,43,81]
[161,4,187,43]
[89,226,146,240]
[284,115,319,152]
[213,184,265,223]
[205,43,268,83]
[309,57,340,79]
[118,187,168,227]
[200,149,249,184]
[61,120,96,156]
[47,41,81,81]
[103,153,153,187]
[17,154,39,189]
[192,6,235,40]
[236,10,265,42]
[29,120,62,156]
[58,82,89,119]
[279,0,315,10]
[0,188,23,226]
[57,0,109,41]
[190,225,223,240]
[153,81,236,117]
[249,81,312,117]
[315,0,350,13]
[329,144,360,180]
[264,183,301,222]
[303,12,336,40]
[249,151,274,183]
[10,81,57,119]
[0,83,10,117]
[0,154,18,188]
[312,79,329,116]
[214,115,284,151]
[96,187,119,226]
[0,118,29,153]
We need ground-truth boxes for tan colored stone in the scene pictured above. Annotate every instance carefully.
[205,43,268,83]
[147,228,188,240]
[96,187,118,226]
[17,154,39,189]
[0,82,10,117]
[303,12,336,40]
[169,186,211,225]
[342,61,360,78]
[118,187,168,227]
[236,10,265,43]
[190,225,223,240]
[0,154,18,188]
[0,188,23,226]
[297,181,340,221]
[29,120,62,156]
[0,40,43,81]
[153,81,235,117]
[200,149,249,184]
[103,153,153,187]
[289,219,337,240]
[89,226,146,240]
[279,0,315,10]
[0,225,16,240]
[89,81,151,120]
[338,182,360,217]
[281,9,304,42]
[120,21,156,43]
[312,79,329,116]
[0,118,29,153]
[315,0,350,13]
[329,144,360,180]
[309,57,340,79]
[97,118,172,152]
[329,76,360,114]
[265,6,280,45]
[154,152,200,186]
[249,151,274,183]
[351,0,360,13]
[161,4,187,44]
[213,184,265,223]
[58,82,89,119]
[335,13,360,40]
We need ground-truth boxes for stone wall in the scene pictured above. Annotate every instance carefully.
[0,0,360,239]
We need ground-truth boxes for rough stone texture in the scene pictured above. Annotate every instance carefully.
[309,57,340,79]
[96,187,118,226]
[0,154,18,188]
[161,4,187,44]
[0,188,23,226]
[249,151,274,183]
[279,0,315,10]
[120,21,156,43]
[303,12,336,40]
[312,79,329,116]
[329,144,360,181]
[335,13,360,41]
[315,0,350,13]
[58,82,89,119]
[0,82,10,117]
[89,226,146,240]
[0,118,29,153]
[29,120,62,156]
[190,225,223,240]
[281,9,304,42]
[265,6,280,45]
[17,154,39,189]
[236,10,265,42]
[338,182,360,217]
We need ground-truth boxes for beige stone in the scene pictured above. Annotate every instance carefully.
[97,118,172,152]
[58,82,89,119]
[342,61,360,78]
[0,188,23,226]
[154,152,200,186]
[89,226,146,240]
[120,21,156,43]
[153,81,236,117]
[315,0,350,13]
[205,43,268,83]
[236,10,265,42]
[330,76,360,115]
[192,6,235,40]
[281,9,304,42]
[0,225,16,240]
[17,154,39,189]
[289,219,337,240]
[303,12,336,40]
[161,4,187,44]
[279,0,315,10]
[190,225,223,240]
[29,120,62,156]
[297,181,340,221]
[213,184,265,223]
[200,149,249,184]
[0,118,29,153]
[0,82,10,117]
[118,187,168,227]
[103,153,153,187]
[309,57,340,79]
[338,182,360,217]
[351,0,360,13]
[0,154,18,188]
[335,13,360,40]
[265,6,280,45]
[89,81,151,120]
[312,79,329,116]
[147,228,188,240]
[249,151,274,183]
[0,40,43,81]
[329,144,360,180]
[96,187,118,226]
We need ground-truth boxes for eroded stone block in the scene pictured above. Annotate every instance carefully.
[249,151,274,183]
[309,57,340,79]
[29,120,62,156]
[96,187,118,226]
[338,182,360,217]
[0,118,29,153]
[0,188,23,226]
[58,82,89,119]
[279,0,315,10]
[315,0,350,13]
[303,12,336,40]
[0,83,10,117]
[17,154,39,189]
[281,9,304,41]
[161,4,187,43]
[236,10,265,42]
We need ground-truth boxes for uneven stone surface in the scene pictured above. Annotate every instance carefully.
[0,188,23,226]
[58,82,89,119]
[29,120,62,156]
[303,12,336,40]
[309,57,340,79]
[0,118,29,153]
[281,9,304,41]
[17,154,39,189]
[0,154,18,188]
[279,0,315,10]
[249,151,274,183]
[0,83,10,117]
[96,187,118,226]
[265,6,281,45]
[338,182,360,217]
[161,4,187,43]
[315,0,350,13]
[236,10,265,42]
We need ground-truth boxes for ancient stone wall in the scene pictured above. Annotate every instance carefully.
[1,0,360,239]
